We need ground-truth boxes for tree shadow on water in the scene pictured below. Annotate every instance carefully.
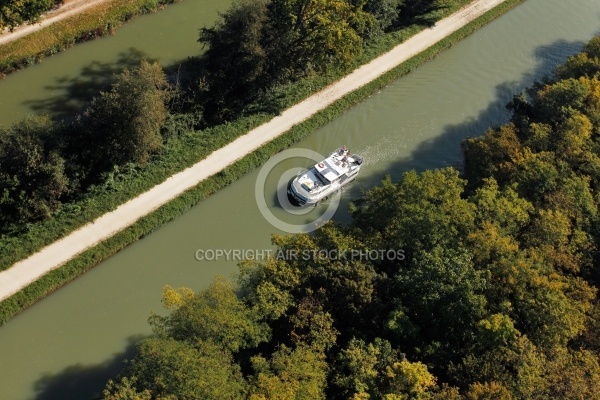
[32,335,144,400]
[341,38,594,202]
[262,39,595,224]
[23,48,156,122]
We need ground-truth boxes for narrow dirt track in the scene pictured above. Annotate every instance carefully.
[0,0,507,302]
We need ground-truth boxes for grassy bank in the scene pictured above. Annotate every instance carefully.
[0,0,526,325]
[0,0,180,76]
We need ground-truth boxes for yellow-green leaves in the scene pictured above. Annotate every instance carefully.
[384,360,437,399]
[161,285,194,309]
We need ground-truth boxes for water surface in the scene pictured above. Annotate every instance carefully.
[0,0,599,398]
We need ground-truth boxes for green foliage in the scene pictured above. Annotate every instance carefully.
[239,250,302,321]
[334,338,383,397]
[198,0,369,122]
[475,314,520,350]
[249,344,329,400]
[0,116,68,230]
[469,178,533,237]
[333,337,402,398]
[351,168,475,257]
[0,61,169,232]
[268,0,365,72]
[78,60,169,173]
[456,336,600,399]
[556,37,600,80]
[289,295,339,351]
[104,338,247,399]
[363,0,403,36]
[103,377,152,400]
[199,0,270,121]
[384,360,437,399]
[394,247,487,362]
[465,381,512,400]
[462,124,522,189]
[0,0,57,31]
[149,277,270,353]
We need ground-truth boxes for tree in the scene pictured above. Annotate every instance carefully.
[384,360,437,399]
[466,381,512,400]
[556,37,600,79]
[267,0,365,74]
[333,337,402,399]
[453,334,546,399]
[351,169,475,260]
[462,124,523,189]
[239,239,303,321]
[150,277,270,353]
[502,148,561,202]
[393,246,487,364]
[333,338,382,398]
[78,60,169,174]
[469,178,533,237]
[363,0,402,35]
[102,377,153,400]
[0,115,69,229]
[289,295,339,351]
[198,0,367,122]
[249,344,329,400]
[542,347,600,399]
[0,0,57,31]
[199,0,270,122]
[480,249,594,349]
[103,338,247,399]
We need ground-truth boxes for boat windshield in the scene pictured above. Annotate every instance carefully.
[312,167,330,185]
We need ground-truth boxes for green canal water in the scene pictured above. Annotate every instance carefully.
[0,0,599,398]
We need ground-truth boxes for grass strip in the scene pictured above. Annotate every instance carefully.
[0,0,526,325]
[0,0,482,274]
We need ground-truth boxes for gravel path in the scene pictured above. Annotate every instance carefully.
[0,0,507,302]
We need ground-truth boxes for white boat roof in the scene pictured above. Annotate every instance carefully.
[315,151,351,182]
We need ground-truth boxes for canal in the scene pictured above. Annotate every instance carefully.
[0,0,599,398]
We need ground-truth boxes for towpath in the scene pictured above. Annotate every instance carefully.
[0,0,508,302]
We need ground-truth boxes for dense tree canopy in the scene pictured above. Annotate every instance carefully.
[0,61,170,234]
[4,1,600,397]
[103,35,600,399]
[78,60,169,173]
[0,116,68,228]
[198,0,371,122]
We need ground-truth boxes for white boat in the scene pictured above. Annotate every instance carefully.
[287,146,363,206]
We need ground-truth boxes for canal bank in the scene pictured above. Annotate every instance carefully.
[1,0,600,398]
[0,0,183,75]
[0,0,522,321]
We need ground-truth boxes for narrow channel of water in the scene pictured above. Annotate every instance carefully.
[0,0,231,127]
[0,0,599,398]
